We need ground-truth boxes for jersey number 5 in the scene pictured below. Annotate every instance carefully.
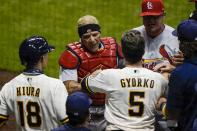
[17,101,41,127]
[129,91,145,117]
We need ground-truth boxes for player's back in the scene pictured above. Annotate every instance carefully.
[107,68,167,130]
[88,67,168,130]
[0,73,68,131]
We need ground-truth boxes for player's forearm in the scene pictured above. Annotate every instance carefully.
[63,80,81,94]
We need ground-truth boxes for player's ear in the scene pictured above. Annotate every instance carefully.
[40,55,44,62]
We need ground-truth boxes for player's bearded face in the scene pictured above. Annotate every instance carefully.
[143,15,164,37]
[81,31,101,53]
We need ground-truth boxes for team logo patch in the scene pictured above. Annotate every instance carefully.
[147,1,153,10]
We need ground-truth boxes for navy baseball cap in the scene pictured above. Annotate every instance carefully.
[66,91,92,117]
[172,19,197,42]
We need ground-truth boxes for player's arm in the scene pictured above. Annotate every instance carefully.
[0,87,9,128]
[59,49,81,94]
[153,62,175,75]
[81,70,110,94]
[53,82,69,125]
[63,80,81,94]
[156,73,169,115]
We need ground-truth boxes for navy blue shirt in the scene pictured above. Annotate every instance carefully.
[52,124,91,131]
[167,58,197,131]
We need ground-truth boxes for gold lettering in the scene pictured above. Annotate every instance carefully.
[31,87,34,96]
[35,88,40,97]
[137,78,142,87]
[143,79,149,88]
[126,78,131,87]
[26,87,31,96]
[132,78,136,87]
[22,87,25,95]
[150,80,154,88]
[16,87,21,96]
[120,79,126,88]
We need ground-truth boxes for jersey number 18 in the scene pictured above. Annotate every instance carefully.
[17,101,41,127]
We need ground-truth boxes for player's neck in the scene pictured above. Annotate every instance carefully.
[32,62,43,72]
[125,60,143,68]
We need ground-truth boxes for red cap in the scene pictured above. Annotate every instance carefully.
[140,0,164,16]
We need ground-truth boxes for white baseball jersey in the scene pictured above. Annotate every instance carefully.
[59,67,78,82]
[83,67,168,131]
[0,73,68,131]
[133,25,179,70]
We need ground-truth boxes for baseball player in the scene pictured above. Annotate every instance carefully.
[166,20,197,131]
[81,30,168,131]
[58,15,124,131]
[133,0,181,71]
[52,91,92,131]
[0,36,68,130]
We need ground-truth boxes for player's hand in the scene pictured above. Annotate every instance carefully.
[153,62,175,73]
[172,51,184,66]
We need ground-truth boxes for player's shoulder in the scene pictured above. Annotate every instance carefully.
[161,24,178,42]
[102,68,120,74]
[0,73,23,92]
[43,75,66,91]
[143,68,165,79]
[163,24,176,37]
[45,75,64,84]
[132,25,145,33]
[164,24,175,32]
[98,68,122,79]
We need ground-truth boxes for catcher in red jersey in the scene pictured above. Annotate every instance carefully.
[0,36,68,130]
[58,15,124,131]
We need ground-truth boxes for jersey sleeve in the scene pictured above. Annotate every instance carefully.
[0,84,10,120]
[59,66,78,82]
[159,74,169,97]
[81,70,111,94]
[53,81,68,124]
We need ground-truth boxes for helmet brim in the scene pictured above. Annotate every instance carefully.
[47,45,55,52]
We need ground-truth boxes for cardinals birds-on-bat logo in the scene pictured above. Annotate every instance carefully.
[159,44,174,64]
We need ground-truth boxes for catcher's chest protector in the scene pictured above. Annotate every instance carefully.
[69,37,118,105]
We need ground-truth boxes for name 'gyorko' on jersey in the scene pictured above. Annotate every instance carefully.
[120,78,155,88]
